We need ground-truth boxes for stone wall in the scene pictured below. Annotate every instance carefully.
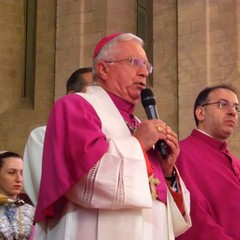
[177,0,240,157]
[0,0,56,154]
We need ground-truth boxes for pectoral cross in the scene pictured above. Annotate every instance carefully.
[148,174,160,200]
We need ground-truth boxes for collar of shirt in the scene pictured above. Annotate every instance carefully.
[193,129,228,151]
[107,91,137,126]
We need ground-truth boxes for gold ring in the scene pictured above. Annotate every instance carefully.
[157,126,163,132]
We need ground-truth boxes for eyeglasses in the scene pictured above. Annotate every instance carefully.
[201,100,240,112]
[104,57,153,74]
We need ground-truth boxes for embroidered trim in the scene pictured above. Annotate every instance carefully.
[81,162,100,206]
[113,151,125,207]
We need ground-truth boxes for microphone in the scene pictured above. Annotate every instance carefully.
[141,88,169,159]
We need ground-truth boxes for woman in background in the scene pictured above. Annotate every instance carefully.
[0,151,35,240]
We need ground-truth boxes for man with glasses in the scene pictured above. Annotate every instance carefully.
[33,33,191,240]
[176,84,240,240]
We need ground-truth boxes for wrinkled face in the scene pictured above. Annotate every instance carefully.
[0,157,23,200]
[97,40,150,105]
[196,88,239,141]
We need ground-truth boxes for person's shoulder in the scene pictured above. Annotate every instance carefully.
[55,93,87,105]
[18,193,34,206]
[27,126,46,144]
[178,131,198,156]
[23,203,35,211]
[52,93,96,117]
[30,126,46,135]
[179,135,193,145]
[20,203,35,220]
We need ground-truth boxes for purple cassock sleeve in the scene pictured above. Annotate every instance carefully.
[34,94,109,222]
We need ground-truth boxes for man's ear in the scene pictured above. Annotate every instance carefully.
[96,60,109,81]
[195,106,205,122]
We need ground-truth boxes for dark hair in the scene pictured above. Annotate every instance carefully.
[66,67,92,93]
[0,151,22,169]
[194,84,238,126]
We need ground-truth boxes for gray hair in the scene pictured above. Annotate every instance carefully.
[92,33,144,81]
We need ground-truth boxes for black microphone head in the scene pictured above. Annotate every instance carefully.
[141,88,156,107]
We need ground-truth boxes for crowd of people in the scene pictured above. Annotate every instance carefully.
[0,32,239,240]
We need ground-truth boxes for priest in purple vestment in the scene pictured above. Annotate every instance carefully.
[33,32,191,240]
[176,84,240,240]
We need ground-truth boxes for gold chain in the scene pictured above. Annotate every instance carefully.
[124,119,137,134]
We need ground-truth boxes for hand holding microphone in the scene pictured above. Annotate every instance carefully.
[140,88,169,159]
